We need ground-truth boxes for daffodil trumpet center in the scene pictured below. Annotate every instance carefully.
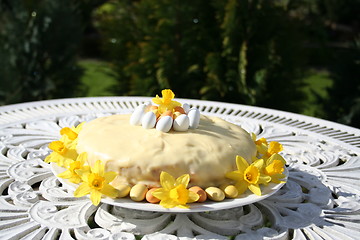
[60,127,78,140]
[244,165,260,184]
[48,141,67,155]
[169,184,189,205]
[89,173,105,190]
[265,160,284,175]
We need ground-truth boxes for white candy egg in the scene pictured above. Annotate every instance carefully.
[173,114,190,131]
[182,103,191,113]
[156,116,173,132]
[130,104,147,125]
[188,107,200,129]
[142,111,156,129]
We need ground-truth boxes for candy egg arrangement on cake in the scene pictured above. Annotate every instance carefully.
[45,89,287,208]
[129,90,200,132]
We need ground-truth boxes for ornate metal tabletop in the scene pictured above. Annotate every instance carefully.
[0,97,359,240]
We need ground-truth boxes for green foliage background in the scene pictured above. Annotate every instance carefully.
[0,0,359,128]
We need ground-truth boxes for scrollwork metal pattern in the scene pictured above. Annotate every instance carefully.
[0,97,359,240]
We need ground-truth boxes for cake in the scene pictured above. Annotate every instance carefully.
[76,114,256,188]
[46,89,286,208]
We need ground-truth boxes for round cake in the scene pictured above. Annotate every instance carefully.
[76,114,257,188]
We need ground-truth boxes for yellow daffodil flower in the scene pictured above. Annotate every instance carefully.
[251,133,269,156]
[45,140,78,167]
[152,89,181,114]
[266,141,283,157]
[152,171,199,209]
[57,152,90,184]
[61,127,78,140]
[264,153,286,184]
[59,122,85,148]
[74,160,118,206]
[226,156,271,196]
[251,133,283,159]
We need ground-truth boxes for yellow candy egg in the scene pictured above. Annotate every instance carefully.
[220,184,238,198]
[205,187,225,201]
[130,184,148,201]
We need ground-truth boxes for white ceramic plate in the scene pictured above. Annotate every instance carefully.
[51,163,288,213]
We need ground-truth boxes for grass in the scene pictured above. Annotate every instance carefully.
[78,59,117,97]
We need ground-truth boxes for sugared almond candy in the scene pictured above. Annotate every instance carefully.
[173,111,182,119]
[114,184,131,198]
[205,187,225,201]
[174,106,186,114]
[188,107,200,129]
[142,111,156,129]
[146,188,160,203]
[156,116,173,132]
[130,184,148,201]
[182,103,191,113]
[189,186,207,202]
[130,104,147,126]
[160,110,173,118]
[149,105,158,111]
[173,114,190,132]
[149,106,160,118]
[220,184,238,198]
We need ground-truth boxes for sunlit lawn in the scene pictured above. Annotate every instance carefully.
[301,69,333,117]
[78,59,117,97]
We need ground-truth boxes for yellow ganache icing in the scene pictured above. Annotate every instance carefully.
[76,114,257,188]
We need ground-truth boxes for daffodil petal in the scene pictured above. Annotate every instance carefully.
[175,174,190,187]
[101,184,119,198]
[160,171,175,190]
[269,153,286,165]
[68,176,82,184]
[90,190,102,206]
[236,155,249,170]
[57,170,73,179]
[76,169,90,182]
[74,183,91,197]
[169,101,182,109]
[159,199,178,209]
[253,158,265,170]
[162,89,175,100]
[235,181,248,195]
[158,105,168,114]
[248,184,262,196]
[152,188,170,200]
[77,152,88,164]
[188,190,200,203]
[93,160,104,176]
[44,153,53,163]
[74,122,85,133]
[258,175,272,184]
[177,204,190,209]
[225,171,243,181]
[104,171,117,183]
[268,141,283,155]
[251,133,257,141]
[152,96,162,105]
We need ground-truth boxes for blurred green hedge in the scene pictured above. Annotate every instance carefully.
[94,0,359,127]
[0,0,359,127]
[0,0,101,104]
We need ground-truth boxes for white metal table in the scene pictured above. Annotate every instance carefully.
[0,97,359,240]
